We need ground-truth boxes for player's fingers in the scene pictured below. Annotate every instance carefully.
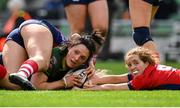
[73,80,83,87]
[87,69,95,78]
[70,75,80,80]
[74,78,82,84]
[83,80,95,88]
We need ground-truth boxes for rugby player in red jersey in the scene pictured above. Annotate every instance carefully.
[85,47,180,90]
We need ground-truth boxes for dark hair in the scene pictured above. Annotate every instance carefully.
[91,31,105,46]
[69,35,96,62]
[90,31,105,54]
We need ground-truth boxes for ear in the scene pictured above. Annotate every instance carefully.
[144,61,150,67]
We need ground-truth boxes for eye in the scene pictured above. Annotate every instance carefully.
[74,50,80,55]
[74,49,87,62]
[134,61,138,64]
[126,63,132,68]
[80,55,87,62]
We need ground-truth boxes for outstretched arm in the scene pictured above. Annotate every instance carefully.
[89,73,129,85]
[30,72,81,90]
[85,83,130,90]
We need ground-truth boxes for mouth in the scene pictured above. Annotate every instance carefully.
[70,59,76,65]
[132,70,139,74]
[132,70,140,76]
[133,70,138,73]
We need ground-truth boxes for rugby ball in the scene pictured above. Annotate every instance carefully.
[66,68,88,88]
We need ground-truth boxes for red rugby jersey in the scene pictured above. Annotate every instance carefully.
[128,64,180,90]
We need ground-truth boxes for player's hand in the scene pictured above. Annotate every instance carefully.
[83,80,95,88]
[85,60,96,78]
[63,75,82,88]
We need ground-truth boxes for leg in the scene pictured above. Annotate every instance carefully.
[151,6,159,21]
[129,0,152,27]
[88,0,109,38]
[88,0,109,54]
[9,24,53,90]
[3,40,28,74]
[64,4,87,35]
[129,0,160,63]
[1,40,27,90]
[21,24,53,71]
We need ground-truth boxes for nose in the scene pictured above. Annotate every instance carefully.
[74,55,80,61]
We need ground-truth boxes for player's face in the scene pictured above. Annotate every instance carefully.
[125,54,149,76]
[66,44,90,68]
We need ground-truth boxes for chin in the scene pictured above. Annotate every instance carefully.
[67,64,73,68]
[67,63,76,68]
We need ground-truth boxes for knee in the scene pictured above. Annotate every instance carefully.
[40,59,49,71]
[132,27,153,46]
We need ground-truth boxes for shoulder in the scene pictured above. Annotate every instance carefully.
[51,45,68,62]
[53,45,68,54]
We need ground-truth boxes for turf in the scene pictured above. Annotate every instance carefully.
[0,60,180,107]
[1,90,180,107]
[96,60,127,74]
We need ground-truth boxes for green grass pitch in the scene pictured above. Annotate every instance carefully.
[0,60,180,107]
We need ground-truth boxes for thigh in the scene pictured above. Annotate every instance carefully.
[64,4,87,34]
[20,24,53,61]
[88,0,109,30]
[129,0,153,27]
[2,40,27,74]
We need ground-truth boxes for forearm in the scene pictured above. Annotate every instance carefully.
[86,83,130,91]
[90,74,129,85]
[31,72,68,90]
[35,80,66,90]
